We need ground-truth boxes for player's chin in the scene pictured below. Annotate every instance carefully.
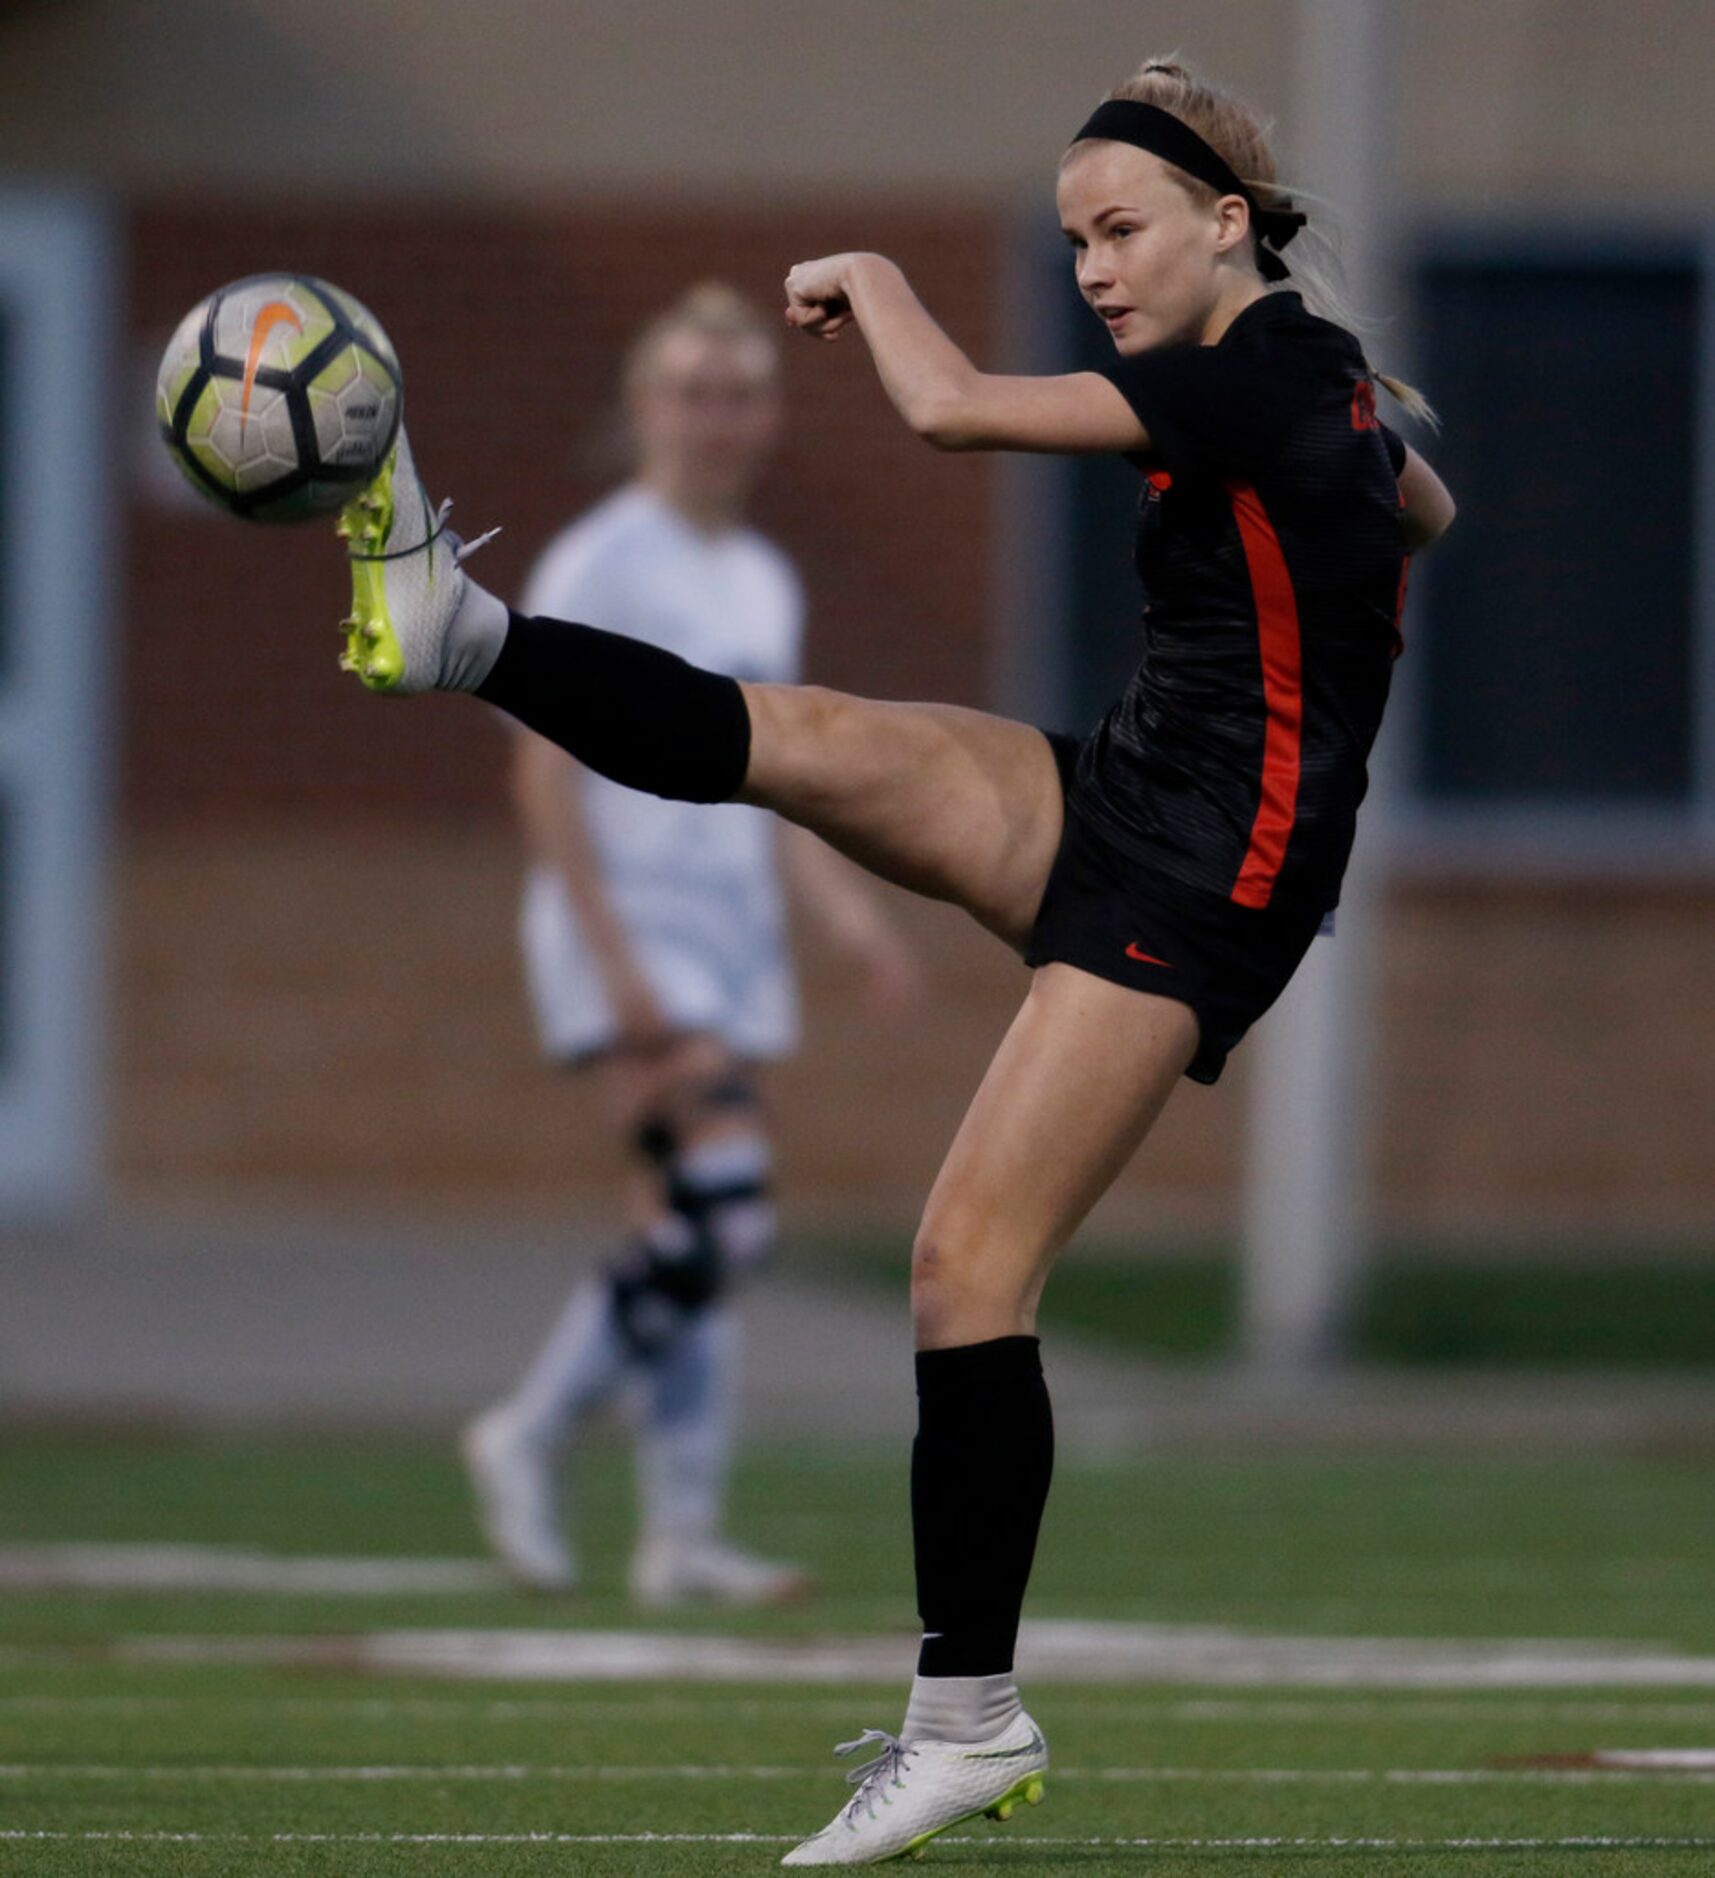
[1107,318,1158,356]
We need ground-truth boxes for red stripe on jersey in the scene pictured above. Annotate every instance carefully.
[1223,481,1303,910]
[1392,550,1411,659]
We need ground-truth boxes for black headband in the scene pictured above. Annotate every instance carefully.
[1070,98,1306,282]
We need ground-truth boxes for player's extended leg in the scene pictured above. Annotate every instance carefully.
[782,964,1198,1866]
[333,433,1064,949]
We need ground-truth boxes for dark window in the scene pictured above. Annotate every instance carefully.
[0,298,9,685]
[1412,253,1698,805]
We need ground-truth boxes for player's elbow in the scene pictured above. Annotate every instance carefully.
[902,368,992,450]
[907,393,981,451]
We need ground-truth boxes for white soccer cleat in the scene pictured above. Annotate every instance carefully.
[335,425,504,694]
[628,1535,814,1610]
[780,1710,1048,1866]
[459,1408,576,1593]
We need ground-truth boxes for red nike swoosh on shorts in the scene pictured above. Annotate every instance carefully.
[1125,943,1175,968]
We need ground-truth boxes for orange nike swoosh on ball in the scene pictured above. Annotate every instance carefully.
[239,300,304,432]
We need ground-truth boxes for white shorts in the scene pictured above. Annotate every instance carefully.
[520,869,799,1063]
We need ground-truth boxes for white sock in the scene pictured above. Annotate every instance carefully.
[901,1672,1022,1745]
[502,1275,633,1449]
[443,574,509,692]
[636,1305,736,1546]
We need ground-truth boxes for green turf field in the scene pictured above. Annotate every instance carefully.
[3,1436,1714,1874]
[832,1243,1715,1366]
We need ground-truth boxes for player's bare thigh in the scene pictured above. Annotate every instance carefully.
[739,684,1064,952]
[911,961,1200,1350]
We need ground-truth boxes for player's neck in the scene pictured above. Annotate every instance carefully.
[1199,277,1270,347]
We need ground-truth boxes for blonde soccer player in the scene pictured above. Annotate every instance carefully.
[328,56,1453,1865]
[462,285,919,1607]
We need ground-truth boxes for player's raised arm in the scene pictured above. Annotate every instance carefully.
[784,251,1146,455]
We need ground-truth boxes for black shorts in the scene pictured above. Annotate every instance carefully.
[1024,734,1332,1085]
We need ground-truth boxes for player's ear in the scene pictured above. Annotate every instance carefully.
[1212,194,1252,262]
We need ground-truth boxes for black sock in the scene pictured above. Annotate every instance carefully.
[911,1335,1054,1678]
[476,611,751,803]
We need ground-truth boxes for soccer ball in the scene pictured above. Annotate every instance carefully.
[156,274,402,523]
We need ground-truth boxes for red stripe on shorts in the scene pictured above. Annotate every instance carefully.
[1223,481,1303,911]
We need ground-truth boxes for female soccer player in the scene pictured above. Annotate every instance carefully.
[333,55,1453,1866]
[462,283,919,1607]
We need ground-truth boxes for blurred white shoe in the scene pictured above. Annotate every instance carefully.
[780,1710,1048,1866]
[629,1535,813,1609]
[460,1408,575,1593]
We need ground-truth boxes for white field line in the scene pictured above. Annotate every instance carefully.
[5,1830,1715,1851]
[5,1762,1715,1786]
[1592,1749,1715,1770]
[0,1544,503,1595]
[9,1693,1715,1726]
[114,1620,1715,1689]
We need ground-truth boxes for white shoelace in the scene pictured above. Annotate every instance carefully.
[437,497,503,565]
[836,1729,917,1823]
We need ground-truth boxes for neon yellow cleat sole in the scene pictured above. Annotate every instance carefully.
[892,1772,1046,1862]
[335,453,406,692]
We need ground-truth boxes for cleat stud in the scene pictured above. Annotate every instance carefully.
[338,653,358,673]
[990,1800,1014,1822]
[1024,1779,1045,1805]
[361,622,383,644]
[357,492,382,512]
[363,660,390,681]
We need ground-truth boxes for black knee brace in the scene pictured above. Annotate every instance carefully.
[609,1097,775,1358]
[607,1215,726,1358]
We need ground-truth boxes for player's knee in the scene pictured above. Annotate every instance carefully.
[910,1216,1008,1344]
[671,1126,776,1275]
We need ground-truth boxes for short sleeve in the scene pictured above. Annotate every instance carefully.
[1378,421,1408,477]
[1098,342,1303,482]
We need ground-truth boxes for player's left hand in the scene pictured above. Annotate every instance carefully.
[784,256,859,339]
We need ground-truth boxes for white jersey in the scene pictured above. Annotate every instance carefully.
[517,484,804,1061]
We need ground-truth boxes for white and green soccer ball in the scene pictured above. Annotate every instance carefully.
[156,273,402,523]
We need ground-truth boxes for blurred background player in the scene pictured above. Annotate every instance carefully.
[461,283,920,1604]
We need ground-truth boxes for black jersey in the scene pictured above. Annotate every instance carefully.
[1075,290,1409,911]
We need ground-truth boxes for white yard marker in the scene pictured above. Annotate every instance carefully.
[8,1692,1715,1724]
[4,1762,1714,1786]
[0,1545,503,1595]
[115,1619,1715,1688]
[4,1830,1715,1852]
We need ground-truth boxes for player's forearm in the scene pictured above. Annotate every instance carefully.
[840,255,986,446]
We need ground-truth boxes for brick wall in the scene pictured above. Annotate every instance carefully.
[119,201,1715,1240]
[128,201,1003,825]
